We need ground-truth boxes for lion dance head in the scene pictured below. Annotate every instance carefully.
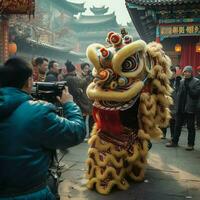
[85,31,172,194]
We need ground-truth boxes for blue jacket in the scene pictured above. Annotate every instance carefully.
[0,87,86,199]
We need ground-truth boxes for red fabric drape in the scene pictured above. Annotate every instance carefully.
[179,37,200,72]
[93,107,123,135]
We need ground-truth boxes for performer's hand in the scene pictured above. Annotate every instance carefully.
[57,87,73,104]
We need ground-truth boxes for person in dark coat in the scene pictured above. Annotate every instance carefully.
[64,60,92,115]
[166,66,200,150]
[80,63,94,138]
[0,57,86,200]
[45,60,60,82]
[80,62,93,85]
[162,66,181,139]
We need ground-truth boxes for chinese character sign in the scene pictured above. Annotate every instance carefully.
[160,24,200,37]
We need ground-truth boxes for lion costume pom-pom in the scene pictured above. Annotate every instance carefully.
[85,31,172,195]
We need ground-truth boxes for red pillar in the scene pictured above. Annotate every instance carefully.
[0,16,9,63]
[156,24,160,43]
[156,37,160,43]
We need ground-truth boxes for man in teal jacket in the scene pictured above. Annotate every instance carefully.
[0,57,86,199]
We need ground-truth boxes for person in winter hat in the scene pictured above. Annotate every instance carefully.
[182,65,193,73]
[166,65,200,150]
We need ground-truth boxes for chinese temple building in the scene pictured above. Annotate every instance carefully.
[71,5,138,53]
[1,0,86,64]
[126,0,200,70]
[1,1,138,64]
[71,5,119,52]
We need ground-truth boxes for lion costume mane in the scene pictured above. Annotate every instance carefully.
[85,31,172,194]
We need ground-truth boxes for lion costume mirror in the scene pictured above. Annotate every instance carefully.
[85,30,172,195]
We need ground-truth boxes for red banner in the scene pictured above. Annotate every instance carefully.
[0,0,35,15]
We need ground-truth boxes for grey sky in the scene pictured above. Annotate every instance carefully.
[69,0,132,25]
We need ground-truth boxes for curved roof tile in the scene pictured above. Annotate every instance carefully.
[74,13,117,24]
[90,6,109,15]
[51,0,86,14]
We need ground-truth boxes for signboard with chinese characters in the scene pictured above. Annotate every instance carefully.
[160,24,200,38]
[0,0,35,15]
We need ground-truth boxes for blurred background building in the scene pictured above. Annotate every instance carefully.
[126,0,200,72]
[0,0,138,64]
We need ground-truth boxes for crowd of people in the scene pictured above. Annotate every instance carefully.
[31,57,94,138]
[29,57,200,151]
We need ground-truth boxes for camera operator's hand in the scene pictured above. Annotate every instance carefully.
[57,87,73,104]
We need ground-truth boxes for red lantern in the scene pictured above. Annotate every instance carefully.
[196,42,200,53]
[8,42,17,55]
[175,44,181,53]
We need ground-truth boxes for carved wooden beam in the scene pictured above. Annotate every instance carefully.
[0,0,35,16]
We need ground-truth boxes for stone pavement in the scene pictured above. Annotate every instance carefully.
[59,128,200,200]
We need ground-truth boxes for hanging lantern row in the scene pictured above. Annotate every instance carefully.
[174,42,200,53]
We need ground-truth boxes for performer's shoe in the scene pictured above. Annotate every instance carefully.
[185,145,194,151]
[166,142,178,147]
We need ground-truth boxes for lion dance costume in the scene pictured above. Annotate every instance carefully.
[85,31,172,194]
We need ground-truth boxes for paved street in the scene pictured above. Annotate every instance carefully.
[59,128,200,200]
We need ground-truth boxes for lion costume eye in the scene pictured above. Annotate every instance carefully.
[122,54,138,72]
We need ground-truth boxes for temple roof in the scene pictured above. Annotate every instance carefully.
[16,37,85,63]
[26,38,71,52]
[74,12,117,25]
[126,0,200,6]
[90,6,109,15]
[51,0,86,15]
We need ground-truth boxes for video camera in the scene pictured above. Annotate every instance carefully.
[31,81,68,116]
[32,81,67,103]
